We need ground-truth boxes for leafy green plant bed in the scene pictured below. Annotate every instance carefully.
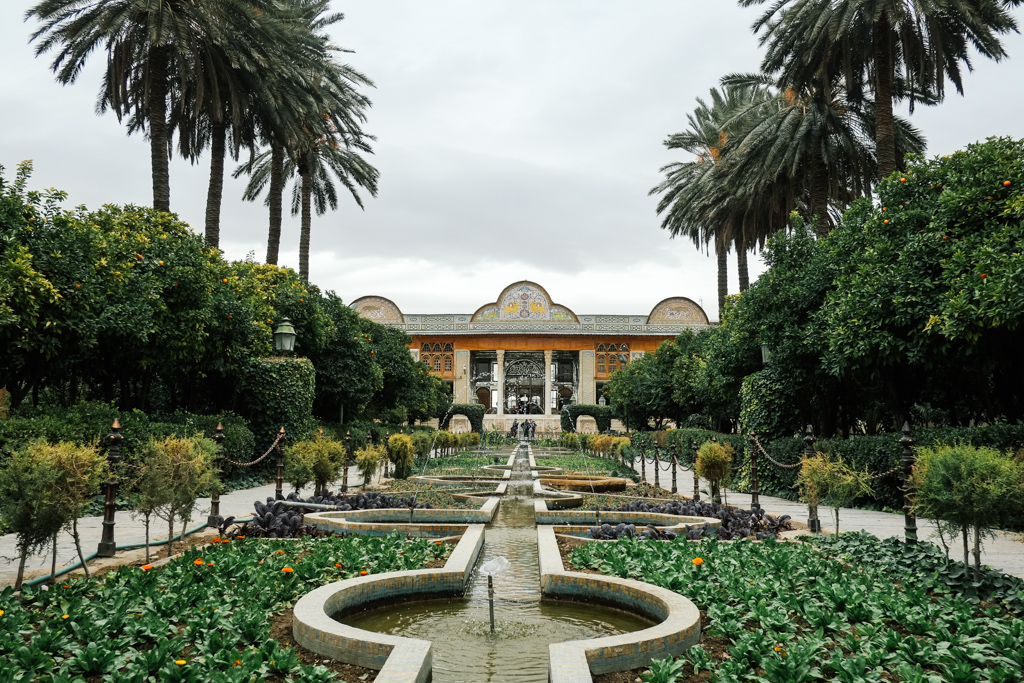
[380,480,483,509]
[569,532,1024,683]
[418,456,499,477]
[0,534,451,682]
[533,455,623,474]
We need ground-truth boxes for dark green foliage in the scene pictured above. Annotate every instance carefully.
[438,404,485,434]
[739,367,799,440]
[560,404,613,433]
[239,357,316,447]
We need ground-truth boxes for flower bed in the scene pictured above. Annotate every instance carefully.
[533,454,622,474]
[569,532,1024,683]
[379,480,484,508]
[0,534,451,682]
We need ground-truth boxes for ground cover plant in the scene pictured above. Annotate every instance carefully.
[0,534,451,682]
[570,532,1024,683]
[533,454,622,474]
[587,498,792,541]
[419,456,499,477]
[381,480,482,509]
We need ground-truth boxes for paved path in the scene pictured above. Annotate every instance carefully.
[629,456,1024,580]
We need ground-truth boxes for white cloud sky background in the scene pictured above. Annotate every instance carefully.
[3,1,1023,320]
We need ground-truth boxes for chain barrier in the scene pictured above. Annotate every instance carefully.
[221,433,285,468]
[867,465,901,481]
[751,433,803,469]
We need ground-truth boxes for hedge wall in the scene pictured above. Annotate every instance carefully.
[438,404,485,434]
[560,405,613,433]
[240,356,316,448]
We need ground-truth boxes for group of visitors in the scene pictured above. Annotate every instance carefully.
[509,419,538,440]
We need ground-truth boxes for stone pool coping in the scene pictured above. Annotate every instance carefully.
[535,499,722,533]
[538,524,701,681]
[293,524,485,683]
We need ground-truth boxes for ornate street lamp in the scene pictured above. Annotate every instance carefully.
[97,419,123,557]
[274,317,297,354]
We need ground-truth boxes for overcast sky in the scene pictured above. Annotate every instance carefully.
[3,2,1023,320]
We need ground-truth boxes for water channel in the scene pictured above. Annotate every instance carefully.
[339,445,653,683]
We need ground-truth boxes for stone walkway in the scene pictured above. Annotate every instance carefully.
[631,457,1024,580]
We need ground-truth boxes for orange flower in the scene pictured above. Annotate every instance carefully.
[692,558,703,566]
[282,567,294,574]
[234,660,242,667]
[206,563,214,567]
[981,273,987,279]
[221,539,229,543]
[211,538,221,544]
[194,558,204,566]
[237,536,245,540]
[335,563,343,568]
[360,570,369,576]
[63,584,69,589]
[276,550,285,555]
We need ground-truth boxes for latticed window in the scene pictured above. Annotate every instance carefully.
[421,342,456,379]
[595,343,630,380]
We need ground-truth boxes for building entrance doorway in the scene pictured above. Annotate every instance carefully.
[504,354,545,414]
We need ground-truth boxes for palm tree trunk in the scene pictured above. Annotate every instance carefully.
[299,161,312,281]
[204,118,227,248]
[266,143,284,265]
[716,244,728,320]
[874,14,897,179]
[148,45,171,213]
[736,236,749,292]
[810,156,830,237]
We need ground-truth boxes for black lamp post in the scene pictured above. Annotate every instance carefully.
[900,422,918,544]
[208,423,225,525]
[97,419,123,557]
[804,425,820,533]
[274,317,297,354]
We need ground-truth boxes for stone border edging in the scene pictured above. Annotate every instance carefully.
[292,524,486,683]
[536,525,702,681]
[535,500,722,533]
[303,498,500,537]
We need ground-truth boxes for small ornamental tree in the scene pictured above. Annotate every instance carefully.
[387,433,415,479]
[912,444,1024,577]
[284,432,346,496]
[45,441,107,578]
[0,443,64,591]
[411,431,432,462]
[354,444,385,486]
[142,436,217,557]
[696,440,734,504]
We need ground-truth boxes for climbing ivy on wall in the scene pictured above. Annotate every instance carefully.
[239,357,316,448]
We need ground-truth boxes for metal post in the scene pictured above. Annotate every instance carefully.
[900,422,918,544]
[749,432,761,512]
[488,574,495,633]
[671,455,677,494]
[384,431,391,479]
[691,440,700,502]
[208,423,225,525]
[803,425,819,533]
[96,419,123,557]
[640,441,647,482]
[275,427,286,500]
[653,445,660,489]
[342,431,351,493]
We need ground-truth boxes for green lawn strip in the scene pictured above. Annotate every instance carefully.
[381,480,485,508]
[568,531,1024,683]
[0,534,451,683]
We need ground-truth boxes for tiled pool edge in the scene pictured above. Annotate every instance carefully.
[537,525,702,682]
[292,524,485,683]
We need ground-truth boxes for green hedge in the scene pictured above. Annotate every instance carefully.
[560,405,613,433]
[239,356,316,448]
[438,404,485,433]
[320,420,430,450]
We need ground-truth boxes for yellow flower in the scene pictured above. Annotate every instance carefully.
[175,659,187,666]
[0,610,5,617]
[61,614,69,620]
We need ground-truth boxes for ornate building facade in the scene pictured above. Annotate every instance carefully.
[351,281,711,431]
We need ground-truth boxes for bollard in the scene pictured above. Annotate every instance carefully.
[640,443,646,482]
[384,431,391,479]
[900,422,918,544]
[97,419,124,557]
[803,425,819,533]
[275,427,286,500]
[653,446,660,489]
[342,431,351,493]
[671,455,678,494]
[691,440,700,502]
[749,432,761,512]
[208,423,226,525]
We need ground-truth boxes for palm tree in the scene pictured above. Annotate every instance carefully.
[742,0,1019,177]
[27,0,281,214]
[652,82,792,316]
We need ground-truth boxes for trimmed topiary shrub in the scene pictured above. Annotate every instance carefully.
[239,356,316,448]
[438,404,485,434]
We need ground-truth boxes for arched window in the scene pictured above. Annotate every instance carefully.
[595,342,630,380]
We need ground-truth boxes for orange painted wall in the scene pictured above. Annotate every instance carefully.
[409,334,671,353]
